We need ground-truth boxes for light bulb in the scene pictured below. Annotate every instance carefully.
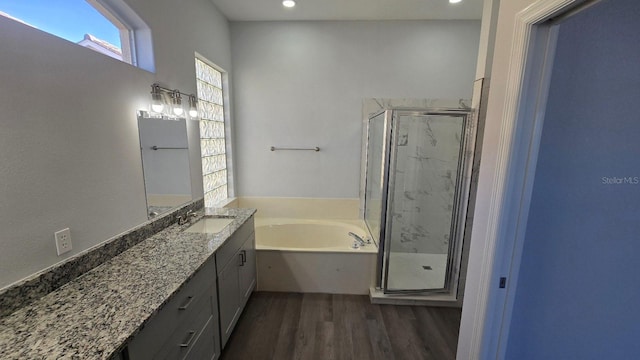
[188,95,199,118]
[150,84,164,113]
[171,90,183,116]
[151,102,164,113]
[283,0,295,8]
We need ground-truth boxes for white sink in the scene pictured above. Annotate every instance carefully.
[185,217,234,233]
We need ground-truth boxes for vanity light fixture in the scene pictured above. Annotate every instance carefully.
[171,90,183,116]
[188,95,199,118]
[283,0,296,8]
[150,84,164,113]
[449,0,462,4]
[149,83,198,119]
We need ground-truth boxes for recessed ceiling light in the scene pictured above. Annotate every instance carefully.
[283,0,296,8]
[450,0,462,4]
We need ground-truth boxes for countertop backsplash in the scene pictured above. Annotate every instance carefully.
[0,199,204,318]
[0,205,256,359]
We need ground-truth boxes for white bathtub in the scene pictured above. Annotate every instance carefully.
[254,218,377,295]
[256,218,376,252]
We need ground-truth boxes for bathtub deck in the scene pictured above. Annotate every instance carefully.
[220,291,462,360]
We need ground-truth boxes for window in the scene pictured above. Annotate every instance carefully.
[0,0,153,71]
[196,57,230,207]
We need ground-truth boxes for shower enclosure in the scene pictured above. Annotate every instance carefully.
[364,108,476,295]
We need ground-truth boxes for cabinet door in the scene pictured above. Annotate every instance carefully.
[209,281,222,360]
[217,253,241,348]
[238,234,256,309]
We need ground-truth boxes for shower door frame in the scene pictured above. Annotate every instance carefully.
[365,108,477,295]
[363,109,394,288]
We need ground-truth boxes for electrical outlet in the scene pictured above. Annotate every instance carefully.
[54,228,72,256]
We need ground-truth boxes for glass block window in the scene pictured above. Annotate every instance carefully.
[196,58,228,207]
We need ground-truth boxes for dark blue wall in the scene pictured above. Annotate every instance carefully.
[506,0,640,358]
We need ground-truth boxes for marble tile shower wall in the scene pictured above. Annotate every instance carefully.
[362,98,471,121]
[391,116,464,254]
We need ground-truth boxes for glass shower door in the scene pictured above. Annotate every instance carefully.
[364,111,389,245]
[364,111,392,287]
[383,112,467,293]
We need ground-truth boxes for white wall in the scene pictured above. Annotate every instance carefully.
[0,0,231,289]
[231,20,480,198]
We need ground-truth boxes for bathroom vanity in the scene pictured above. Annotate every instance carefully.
[0,207,256,360]
[127,212,256,359]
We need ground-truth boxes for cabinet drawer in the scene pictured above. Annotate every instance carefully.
[215,216,254,275]
[184,316,218,360]
[127,258,216,359]
[156,285,216,360]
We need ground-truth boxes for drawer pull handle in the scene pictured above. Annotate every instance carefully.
[239,250,246,266]
[178,295,194,310]
[180,330,197,348]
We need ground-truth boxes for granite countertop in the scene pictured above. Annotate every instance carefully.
[0,207,256,359]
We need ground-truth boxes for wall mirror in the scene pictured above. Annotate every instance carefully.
[137,111,192,218]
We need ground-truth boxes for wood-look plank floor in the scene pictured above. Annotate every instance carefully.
[220,292,461,360]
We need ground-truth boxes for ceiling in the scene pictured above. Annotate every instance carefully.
[210,0,484,21]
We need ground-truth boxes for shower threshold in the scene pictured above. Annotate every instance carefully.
[369,287,459,307]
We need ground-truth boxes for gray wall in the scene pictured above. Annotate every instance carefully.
[0,0,231,289]
[231,20,480,198]
[506,0,640,358]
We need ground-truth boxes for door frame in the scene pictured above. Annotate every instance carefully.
[460,0,599,358]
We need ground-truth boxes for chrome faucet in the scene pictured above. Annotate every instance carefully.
[348,232,370,247]
[178,210,197,225]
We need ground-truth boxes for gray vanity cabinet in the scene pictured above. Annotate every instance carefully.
[125,215,255,359]
[126,258,221,360]
[215,217,256,349]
